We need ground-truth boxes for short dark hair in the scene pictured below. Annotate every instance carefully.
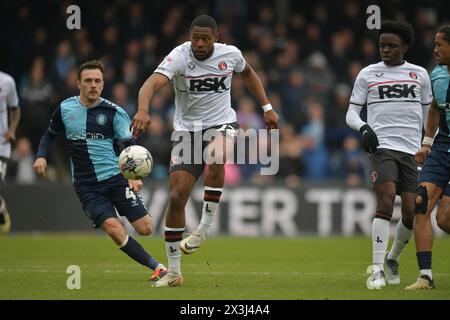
[190,15,217,33]
[78,60,104,80]
[378,20,415,47]
[438,25,450,43]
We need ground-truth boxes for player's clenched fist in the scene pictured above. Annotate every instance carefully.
[263,110,279,130]
[131,109,151,139]
[33,157,48,177]
[415,146,431,165]
[359,124,379,154]
[128,179,143,192]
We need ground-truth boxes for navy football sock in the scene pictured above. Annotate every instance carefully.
[417,251,432,270]
[120,236,159,270]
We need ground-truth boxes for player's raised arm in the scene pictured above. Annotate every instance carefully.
[132,73,170,139]
[240,63,279,130]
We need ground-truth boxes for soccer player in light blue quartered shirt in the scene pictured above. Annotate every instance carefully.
[406,26,450,290]
[33,61,167,284]
[39,95,132,185]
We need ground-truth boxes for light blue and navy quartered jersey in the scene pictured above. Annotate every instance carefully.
[431,64,450,152]
[36,96,135,185]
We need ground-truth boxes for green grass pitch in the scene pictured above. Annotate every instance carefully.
[0,234,449,300]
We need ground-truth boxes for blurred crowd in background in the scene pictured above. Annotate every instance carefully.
[1,0,448,187]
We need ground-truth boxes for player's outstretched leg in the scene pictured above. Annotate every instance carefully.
[149,267,168,283]
[385,192,414,285]
[118,234,166,281]
[180,186,223,255]
[180,231,204,255]
[384,256,400,285]
[129,214,167,283]
[181,156,226,255]
[385,217,413,285]
[102,218,165,283]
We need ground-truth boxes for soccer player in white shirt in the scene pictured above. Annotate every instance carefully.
[346,21,432,289]
[0,71,21,234]
[132,15,279,287]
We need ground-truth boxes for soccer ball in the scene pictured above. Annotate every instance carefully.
[118,145,153,180]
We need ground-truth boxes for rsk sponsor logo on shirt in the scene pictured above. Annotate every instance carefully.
[378,84,417,99]
[189,77,227,92]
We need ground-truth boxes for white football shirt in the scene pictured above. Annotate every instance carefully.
[0,71,19,158]
[155,41,246,131]
[347,61,432,155]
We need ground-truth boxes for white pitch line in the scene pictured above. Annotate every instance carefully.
[0,269,353,276]
[0,269,343,275]
[1,268,448,278]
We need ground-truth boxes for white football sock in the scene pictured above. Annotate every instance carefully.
[196,187,222,238]
[196,201,218,237]
[419,269,433,280]
[165,227,184,275]
[387,219,412,261]
[165,241,181,275]
[372,218,390,269]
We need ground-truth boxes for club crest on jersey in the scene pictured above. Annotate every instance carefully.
[370,171,378,183]
[409,72,418,79]
[96,114,107,126]
[218,61,227,71]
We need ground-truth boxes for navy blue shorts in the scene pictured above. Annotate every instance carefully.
[419,149,450,196]
[74,174,148,228]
